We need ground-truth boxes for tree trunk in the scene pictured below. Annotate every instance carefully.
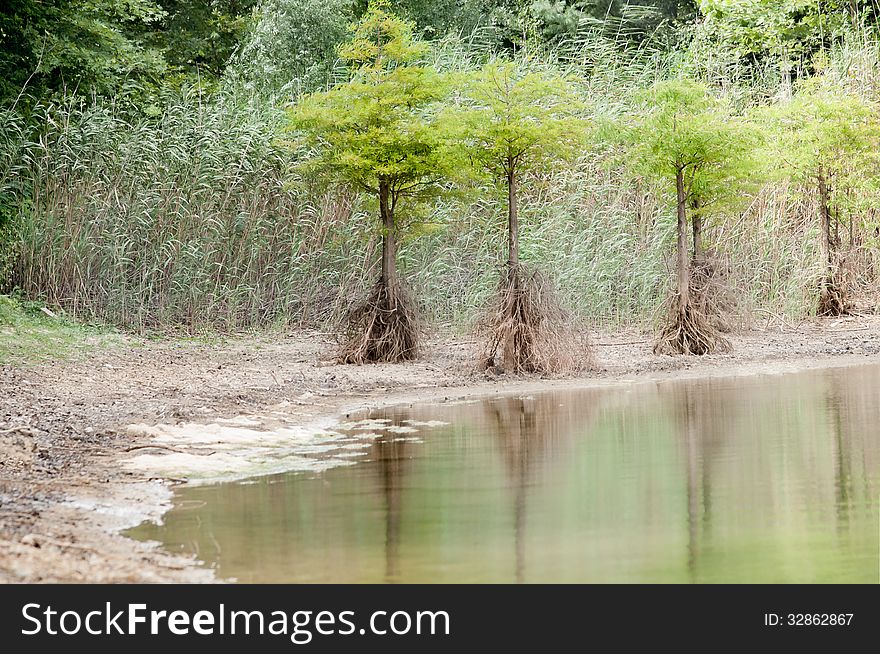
[833,207,839,251]
[507,167,519,269]
[692,208,702,261]
[676,168,690,316]
[818,166,833,281]
[501,166,521,371]
[379,180,397,286]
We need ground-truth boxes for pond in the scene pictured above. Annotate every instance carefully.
[129,364,880,583]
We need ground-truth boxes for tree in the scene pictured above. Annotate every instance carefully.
[229,0,351,94]
[764,77,880,315]
[626,79,758,354]
[456,61,590,372]
[155,1,258,79]
[531,1,698,43]
[0,0,168,104]
[353,0,491,37]
[697,0,868,64]
[287,3,459,363]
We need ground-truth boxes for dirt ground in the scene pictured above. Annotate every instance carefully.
[2,316,880,583]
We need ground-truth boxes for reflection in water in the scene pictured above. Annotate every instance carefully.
[681,387,702,583]
[827,369,880,542]
[374,415,409,583]
[484,396,593,582]
[130,365,880,583]
[487,399,536,583]
[829,390,851,536]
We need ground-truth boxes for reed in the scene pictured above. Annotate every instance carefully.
[3,30,879,334]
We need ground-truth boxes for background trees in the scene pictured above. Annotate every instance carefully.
[764,77,880,315]
[155,1,258,78]
[531,0,698,43]
[698,0,870,61]
[228,0,351,95]
[288,4,459,362]
[0,0,261,104]
[0,0,168,103]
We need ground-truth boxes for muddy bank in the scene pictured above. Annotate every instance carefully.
[1,317,879,582]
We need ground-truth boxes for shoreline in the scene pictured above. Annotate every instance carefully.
[1,317,879,582]
[123,348,880,489]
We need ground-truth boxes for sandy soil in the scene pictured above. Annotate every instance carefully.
[2,316,879,583]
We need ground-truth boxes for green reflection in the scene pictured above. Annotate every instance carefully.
[130,365,880,583]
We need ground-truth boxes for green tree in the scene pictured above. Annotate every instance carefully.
[626,79,758,354]
[354,0,491,37]
[155,0,258,78]
[456,61,589,372]
[459,61,585,272]
[531,0,698,43]
[697,0,867,62]
[0,0,168,104]
[228,0,351,94]
[287,3,459,362]
[763,77,880,315]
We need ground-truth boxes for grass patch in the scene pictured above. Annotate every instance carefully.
[0,295,121,365]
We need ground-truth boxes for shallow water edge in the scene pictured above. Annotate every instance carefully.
[128,357,880,583]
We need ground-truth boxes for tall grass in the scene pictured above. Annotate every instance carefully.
[2,30,879,334]
[4,94,373,330]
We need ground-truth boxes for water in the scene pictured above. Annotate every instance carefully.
[130,364,880,583]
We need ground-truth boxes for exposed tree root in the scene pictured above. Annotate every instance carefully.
[478,265,592,374]
[817,275,848,317]
[654,293,731,356]
[338,278,420,364]
[690,254,737,333]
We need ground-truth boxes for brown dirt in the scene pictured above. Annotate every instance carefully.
[2,316,880,583]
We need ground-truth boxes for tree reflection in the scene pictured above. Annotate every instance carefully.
[487,398,539,583]
[826,365,880,537]
[662,381,730,583]
[482,393,595,582]
[371,409,412,583]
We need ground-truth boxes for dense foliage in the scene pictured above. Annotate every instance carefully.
[0,0,168,103]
